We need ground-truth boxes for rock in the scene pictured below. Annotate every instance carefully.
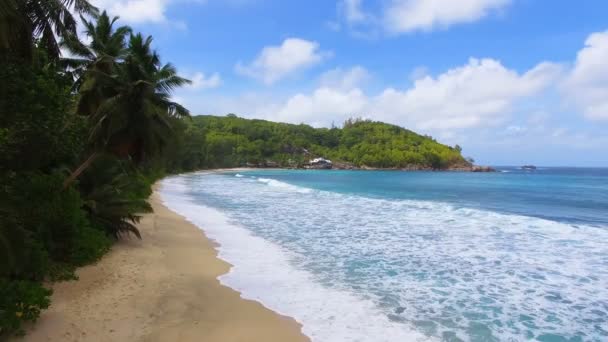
[471,165,496,172]
[333,161,356,170]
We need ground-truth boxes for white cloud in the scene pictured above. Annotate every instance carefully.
[384,0,511,33]
[235,38,330,85]
[274,88,369,126]
[341,0,368,24]
[409,66,429,81]
[373,58,562,130]
[337,0,511,35]
[319,66,370,90]
[262,58,561,133]
[92,0,167,23]
[188,72,222,90]
[91,0,220,24]
[562,31,608,121]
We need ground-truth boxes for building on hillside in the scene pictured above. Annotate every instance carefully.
[306,157,332,169]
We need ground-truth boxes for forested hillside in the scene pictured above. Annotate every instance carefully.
[166,115,470,171]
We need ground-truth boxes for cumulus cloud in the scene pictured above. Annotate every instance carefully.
[319,66,370,90]
[91,0,232,24]
[188,72,222,90]
[263,58,561,133]
[91,0,168,23]
[341,0,369,24]
[373,58,562,130]
[274,88,369,126]
[383,0,511,33]
[236,38,330,85]
[337,0,511,35]
[562,30,608,121]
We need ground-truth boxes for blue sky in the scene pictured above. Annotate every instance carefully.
[88,0,608,166]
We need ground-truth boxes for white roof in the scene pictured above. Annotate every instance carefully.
[310,157,332,163]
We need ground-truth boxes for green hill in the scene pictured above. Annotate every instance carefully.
[167,114,471,171]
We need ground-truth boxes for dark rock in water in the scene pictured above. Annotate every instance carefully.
[471,165,496,172]
[395,306,405,314]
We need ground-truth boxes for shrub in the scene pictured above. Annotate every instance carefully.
[69,224,111,266]
[0,279,52,337]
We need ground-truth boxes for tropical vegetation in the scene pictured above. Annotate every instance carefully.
[0,1,190,336]
[166,115,469,171]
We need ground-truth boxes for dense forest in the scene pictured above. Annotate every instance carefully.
[166,115,470,171]
[0,0,190,336]
[0,0,470,337]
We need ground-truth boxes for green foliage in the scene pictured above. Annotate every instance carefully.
[79,156,153,239]
[0,54,86,173]
[1,8,190,335]
[48,263,79,282]
[3,172,111,274]
[165,115,469,171]
[0,279,52,337]
[0,0,98,61]
[69,223,111,266]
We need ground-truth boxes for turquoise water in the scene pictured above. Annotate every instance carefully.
[161,168,608,342]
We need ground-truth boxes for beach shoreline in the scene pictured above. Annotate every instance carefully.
[16,189,309,342]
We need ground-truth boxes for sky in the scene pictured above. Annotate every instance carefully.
[86,0,608,166]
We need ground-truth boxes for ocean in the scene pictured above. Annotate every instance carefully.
[160,167,608,342]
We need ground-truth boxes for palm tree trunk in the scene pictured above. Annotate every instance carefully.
[63,151,100,189]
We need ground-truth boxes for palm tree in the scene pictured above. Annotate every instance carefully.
[61,11,132,113]
[79,157,152,239]
[63,32,190,187]
[0,0,98,60]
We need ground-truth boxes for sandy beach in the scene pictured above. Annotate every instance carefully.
[17,190,309,342]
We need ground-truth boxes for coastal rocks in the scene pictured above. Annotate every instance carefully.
[447,164,496,172]
[471,166,496,172]
[332,161,356,170]
[400,165,432,171]
[242,160,495,172]
[304,157,333,169]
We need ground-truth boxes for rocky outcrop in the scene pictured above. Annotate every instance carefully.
[333,161,357,170]
[471,165,496,172]
[242,161,495,172]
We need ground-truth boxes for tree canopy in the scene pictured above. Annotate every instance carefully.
[166,115,469,171]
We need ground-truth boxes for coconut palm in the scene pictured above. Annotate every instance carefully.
[63,32,190,187]
[61,11,132,114]
[0,0,98,60]
[78,157,152,239]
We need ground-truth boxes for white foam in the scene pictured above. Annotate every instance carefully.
[159,177,431,342]
[256,177,313,193]
[160,174,608,342]
[235,173,244,178]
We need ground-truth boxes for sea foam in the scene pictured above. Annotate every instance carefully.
[160,173,608,342]
[160,176,430,342]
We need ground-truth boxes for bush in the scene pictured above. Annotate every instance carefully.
[69,224,111,267]
[0,279,52,337]
[8,172,109,265]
